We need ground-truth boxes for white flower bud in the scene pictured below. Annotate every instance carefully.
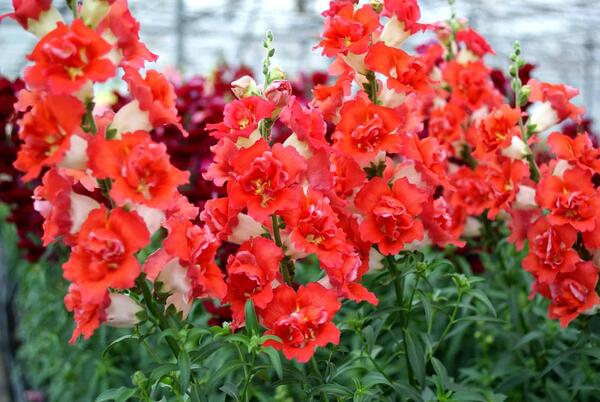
[380,16,410,48]
[27,7,63,38]
[528,102,559,134]
[513,185,537,210]
[60,135,89,170]
[81,0,111,28]
[501,136,530,160]
[106,293,143,328]
[69,193,100,234]
[228,213,265,245]
[231,76,259,99]
[283,133,312,159]
[553,159,572,178]
[111,100,152,135]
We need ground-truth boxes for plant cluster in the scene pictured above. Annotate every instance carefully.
[2,0,600,401]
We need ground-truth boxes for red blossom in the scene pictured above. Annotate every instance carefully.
[207,96,275,141]
[532,261,599,327]
[13,90,85,181]
[225,238,283,329]
[123,67,189,136]
[64,283,110,344]
[261,283,341,363]
[25,20,115,94]
[334,93,405,163]
[227,139,307,223]
[365,42,433,96]
[63,207,150,303]
[88,130,189,209]
[355,177,427,255]
[536,167,600,232]
[318,3,380,57]
[523,216,580,284]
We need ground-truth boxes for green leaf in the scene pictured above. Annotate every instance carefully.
[207,361,248,388]
[95,387,136,402]
[245,299,260,335]
[469,289,497,317]
[311,383,353,397]
[102,335,139,357]
[220,382,240,400]
[264,347,283,380]
[178,349,191,395]
[431,357,449,388]
[514,331,543,350]
[362,372,391,389]
[405,331,426,386]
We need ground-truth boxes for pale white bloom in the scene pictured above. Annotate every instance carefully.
[283,133,312,159]
[380,16,410,48]
[106,294,143,328]
[528,102,559,134]
[231,75,259,99]
[553,159,572,178]
[501,136,530,160]
[60,135,89,170]
[69,193,101,234]
[514,185,537,210]
[111,100,152,135]
[28,7,63,38]
[81,0,111,28]
[463,217,482,238]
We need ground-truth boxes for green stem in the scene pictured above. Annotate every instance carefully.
[241,352,256,402]
[139,279,180,357]
[365,71,379,104]
[385,255,416,388]
[311,358,330,402]
[271,214,294,284]
[433,291,463,355]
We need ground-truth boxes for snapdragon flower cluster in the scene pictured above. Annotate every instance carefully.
[4,0,600,364]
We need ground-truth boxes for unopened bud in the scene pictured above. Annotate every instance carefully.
[265,80,292,108]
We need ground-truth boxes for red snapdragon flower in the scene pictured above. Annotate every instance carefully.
[88,130,189,209]
[536,167,600,232]
[486,159,529,218]
[123,67,189,136]
[365,42,433,96]
[528,79,584,123]
[64,283,110,344]
[532,261,599,327]
[443,60,501,109]
[334,94,404,163]
[421,196,466,247]
[522,216,580,284]
[321,250,378,305]
[261,283,341,363]
[207,96,275,141]
[225,237,283,329]
[456,27,495,57]
[450,166,495,216]
[63,207,150,303]
[163,219,227,300]
[96,0,157,69]
[33,168,99,246]
[355,177,427,255]
[318,3,380,57]
[473,104,521,156]
[547,132,600,174]
[1,0,55,31]
[283,190,351,267]
[24,20,116,94]
[13,90,85,181]
[227,139,307,223]
[382,0,428,34]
